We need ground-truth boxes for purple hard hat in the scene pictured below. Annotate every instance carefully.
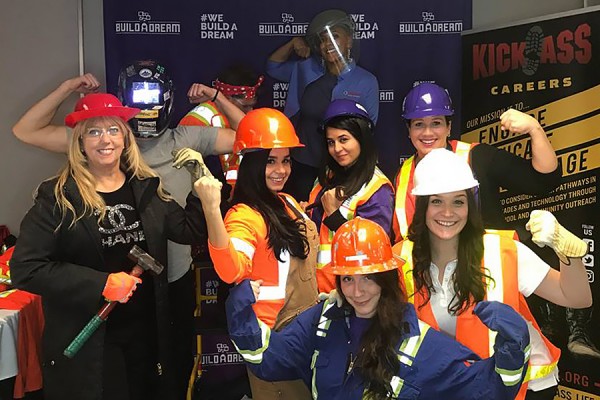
[402,82,454,120]
[322,99,372,127]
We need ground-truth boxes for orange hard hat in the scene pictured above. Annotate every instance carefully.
[233,108,304,154]
[325,217,403,275]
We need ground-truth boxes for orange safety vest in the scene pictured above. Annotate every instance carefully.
[392,140,477,243]
[308,167,392,293]
[179,101,240,187]
[394,233,560,399]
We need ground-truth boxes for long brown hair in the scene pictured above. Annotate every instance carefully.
[233,149,309,260]
[407,189,491,315]
[336,269,409,399]
[52,116,170,228]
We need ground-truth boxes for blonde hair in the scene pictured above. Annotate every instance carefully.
[52,116,171,228]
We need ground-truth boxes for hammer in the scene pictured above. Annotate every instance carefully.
[63,245,164,358]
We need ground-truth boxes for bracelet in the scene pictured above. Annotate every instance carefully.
[212,89,220,102]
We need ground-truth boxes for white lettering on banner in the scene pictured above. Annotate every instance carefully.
[350,13,378,40]
[272,82,289,109]
[398,11,463,35]
[115,11,181,35]
[258,12,308,37]
[201,351,245,366]
[379,90,395,103]
[199,13,237,40]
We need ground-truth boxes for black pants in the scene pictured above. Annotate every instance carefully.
[102,324,158,400]
[168,268,196,399]
[283,159,319,202]
[525,386,557,400]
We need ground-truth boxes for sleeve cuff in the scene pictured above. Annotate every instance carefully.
[323,211,348,232]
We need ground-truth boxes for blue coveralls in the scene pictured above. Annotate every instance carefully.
[226,280,530,400]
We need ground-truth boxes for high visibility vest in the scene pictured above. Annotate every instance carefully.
[308,167,392,293]
[392,140,476,243]
[179,101,240,186]
[395,234,560,398]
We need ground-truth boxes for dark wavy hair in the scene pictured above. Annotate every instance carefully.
[407,189,491,315]
[336,269,409,399]
[318,115,378,201]
[232,149,309,260]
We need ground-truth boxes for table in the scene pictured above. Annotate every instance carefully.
[0,308,19,380]
[0,290,43,399]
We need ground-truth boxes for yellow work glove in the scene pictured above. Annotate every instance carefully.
[172,148,213,182]
[102,272,142,303]
[526,210,588,264]
[317,289,343,307]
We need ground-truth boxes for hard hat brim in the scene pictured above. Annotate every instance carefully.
[65,106,141,128]
[324,254,405,276]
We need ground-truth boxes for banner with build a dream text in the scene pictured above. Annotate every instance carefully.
[461,8,600,399]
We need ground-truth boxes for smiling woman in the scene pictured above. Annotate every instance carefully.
[393,148,592,399]
[194,108,318,400]
[307,99,393,293]
[10,92,208,400]
[225,217,532,400]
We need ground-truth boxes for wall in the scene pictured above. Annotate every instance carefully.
[0,0,80,235]
[0,0,593,234]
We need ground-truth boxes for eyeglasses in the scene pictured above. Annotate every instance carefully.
[84,126,122,139]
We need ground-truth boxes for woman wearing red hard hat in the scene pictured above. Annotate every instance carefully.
[226,217,532,399]
[194,108,318,400]
[10,93,208,400]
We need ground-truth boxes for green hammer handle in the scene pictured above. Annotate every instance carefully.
[63,315,104,358]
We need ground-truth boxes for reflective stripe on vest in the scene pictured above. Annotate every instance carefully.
[393,141,475,242]
[451,140,473,162]
[314,167,391,270]
[181,102,241,185]
[393,156,415,240]
[256,194,311,301]
[398,235,559,383]
[312,168,391,293]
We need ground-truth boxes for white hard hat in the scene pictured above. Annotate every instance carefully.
[412,148,479,196]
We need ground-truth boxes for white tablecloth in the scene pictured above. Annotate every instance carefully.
[0,309,19,380]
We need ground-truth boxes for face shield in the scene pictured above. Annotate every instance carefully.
[306,10,359,73]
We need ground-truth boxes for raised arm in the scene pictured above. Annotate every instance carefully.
[499,109,558,173]
[415,301,529,400]
[527,210,592,308]
[12,74,100,153]
[268,37,311,63]
[187,82,245,130]
[226,280,314,382]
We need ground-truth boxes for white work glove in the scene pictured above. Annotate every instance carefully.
[172,148,213,182]
[317,289,343,307]
[526,210,588,264]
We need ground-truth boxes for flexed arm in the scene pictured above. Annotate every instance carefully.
[414,301,529,400]
[12,74,100,153]
[499,109,557,173]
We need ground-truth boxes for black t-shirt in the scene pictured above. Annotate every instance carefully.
[98,181,155,340]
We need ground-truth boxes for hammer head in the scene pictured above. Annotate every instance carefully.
[127,245,164,275]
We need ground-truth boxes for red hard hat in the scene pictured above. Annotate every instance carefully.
[233,108,304,154]
[65,93,141,128]
[325,217,403,275]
